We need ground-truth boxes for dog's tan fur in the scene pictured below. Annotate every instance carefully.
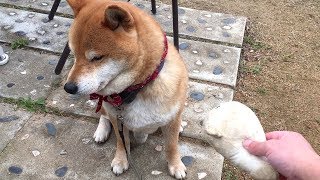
[65,0,188,178]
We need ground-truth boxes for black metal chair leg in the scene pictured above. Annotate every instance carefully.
[151,0,157,14]
[172,0,179,50]
[48,0,61,20]
[55,42,71,75]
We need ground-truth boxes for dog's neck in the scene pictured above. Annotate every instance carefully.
[90,33,168,112]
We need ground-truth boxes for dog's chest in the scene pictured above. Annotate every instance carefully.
[104,97,179,132]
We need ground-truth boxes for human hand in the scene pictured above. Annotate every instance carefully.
[243,131,320,179]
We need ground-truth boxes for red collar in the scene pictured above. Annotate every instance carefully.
[90,33,168,113]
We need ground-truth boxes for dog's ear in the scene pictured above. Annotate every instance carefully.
[66,0,87,17]
[104,5,134,31]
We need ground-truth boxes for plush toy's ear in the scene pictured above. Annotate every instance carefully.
[66,0,87,17]
[104,5,134,31]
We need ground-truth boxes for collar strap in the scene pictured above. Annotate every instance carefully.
[90,33,168,113]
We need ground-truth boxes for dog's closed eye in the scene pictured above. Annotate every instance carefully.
[92,55,104,61]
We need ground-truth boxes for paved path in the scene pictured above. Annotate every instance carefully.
[0,0,246,179]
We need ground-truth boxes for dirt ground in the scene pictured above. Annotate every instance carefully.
[161,0,320,179]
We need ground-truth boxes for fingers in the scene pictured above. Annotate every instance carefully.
[265,131,288,140]
[243,139,269,157]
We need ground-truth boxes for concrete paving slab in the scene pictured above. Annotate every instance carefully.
[0,6,70,53]
[0,114,223,179]
[46,80,234,142]
[0,43,61,100]
[0,7,241,86]
[1,0,246,45]
[0,103,33,153]
[181,81,234,141]
[170,37,241,87]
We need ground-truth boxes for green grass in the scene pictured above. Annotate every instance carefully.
[2,97,47,112]
[225,170,238,180]
[252,65,262,74]
[244,36,265,50]
[11,38,29,50]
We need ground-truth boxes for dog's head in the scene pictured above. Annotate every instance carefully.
[64,0,163,96]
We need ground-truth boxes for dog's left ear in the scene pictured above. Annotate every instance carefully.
[104,5,134,31]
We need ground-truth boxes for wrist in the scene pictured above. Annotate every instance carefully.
[297,156,320,180]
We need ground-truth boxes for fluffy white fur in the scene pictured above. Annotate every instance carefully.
[204,101,278,180]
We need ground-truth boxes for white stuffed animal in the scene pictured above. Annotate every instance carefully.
[204,101,278,180]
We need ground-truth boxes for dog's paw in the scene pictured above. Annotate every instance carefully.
[168,161,187,179]
[111,158,129,175]
[93,124,111,143]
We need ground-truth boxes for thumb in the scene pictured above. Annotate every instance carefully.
[243,139,269,157]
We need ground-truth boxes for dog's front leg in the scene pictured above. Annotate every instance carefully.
[109,117,129,175]
[93,114,111,143]
[162,114,186,179]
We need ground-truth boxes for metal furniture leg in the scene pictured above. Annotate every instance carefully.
[55,42,70,75]
[48,0,61,20]
[151,0,157,14]
[172,0,179,50]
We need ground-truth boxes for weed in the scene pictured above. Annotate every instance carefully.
[11,38,29,50]
[257,87,267,95]
[225,170,237,180]
[252,65,262,74]
[244,36,264,50]
[18,97,46,112]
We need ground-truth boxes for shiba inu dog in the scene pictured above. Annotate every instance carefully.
[63,0,188,178]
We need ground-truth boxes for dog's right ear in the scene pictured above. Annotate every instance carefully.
[104,5,134,31]
[66,0,87,17]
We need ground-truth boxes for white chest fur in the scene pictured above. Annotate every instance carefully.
[103,95,180,133]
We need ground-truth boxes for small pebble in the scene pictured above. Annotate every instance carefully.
[181,20,187,24]
[82,138,91,144]
[32,150,40,157]
[45,123,57,136]
[224,61,230,64]
[155,145,163,152]
[85,100,96,108]
[37,75,44,80]
[167,16,171,19]
[20,70,26,75]
[29,37,36,41]
[204,14,212,18]
[44,85,51,88]
[69,104,75,107]
[53,24,59,28]
[41,2,48,6]
[192,50,198,54]
[181,156,194,166]
[9,12,16,16]
[195,60,203,66]
[198,172,207,179]
[179,42,190,50]
[179,126,183,133]
[184,102,188,106]
[192,70,200,73]
[30,89,37,95]
[0,116,19,122]
[4,25,12,30]
[59,150,67,155]
[42,40,50,45]
[206,27,213,31]
[181,121,188,128]
[194,108,204,113]
[151,170,162,175]
[190,92,205,101]
[7,83,15,88]
[55,166,68,177]
[8,166,22,174]
[213,66,223,75]
[28,14,35,18]
[52,101,57,105]
[37,30,45,35]
[224,49,231,53]
[250,49,254,53]
[21,134,29,140]
[222,25,232,30]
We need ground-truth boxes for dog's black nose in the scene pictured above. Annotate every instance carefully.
[64,82,78,94]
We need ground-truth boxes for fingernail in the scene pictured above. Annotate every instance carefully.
[243,139,253,148]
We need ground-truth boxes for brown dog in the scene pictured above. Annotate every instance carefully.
[64,0,188,178]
